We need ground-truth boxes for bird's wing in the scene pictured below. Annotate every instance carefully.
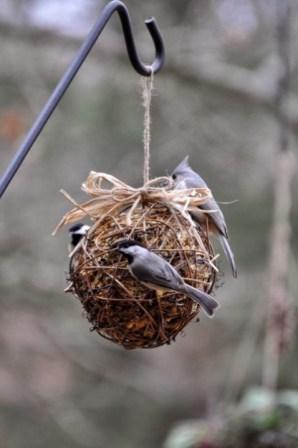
[200,197,228,238]
[179,173,229,237]
[132,253,184,290]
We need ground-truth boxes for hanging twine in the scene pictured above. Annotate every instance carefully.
[142,72,154,184]
[53,73,214,253]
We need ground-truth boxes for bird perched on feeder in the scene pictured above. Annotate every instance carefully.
[115,239,219,317]
[68,223,90,252]
[171,156,237,278]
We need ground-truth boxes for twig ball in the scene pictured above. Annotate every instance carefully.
[67,203,217,349]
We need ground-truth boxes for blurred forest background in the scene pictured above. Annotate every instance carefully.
[0,0,298,447]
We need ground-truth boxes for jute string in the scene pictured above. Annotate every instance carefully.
[142,72,154,184]
[53,73,214,260]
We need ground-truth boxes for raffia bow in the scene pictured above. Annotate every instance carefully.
[52,171,212,235]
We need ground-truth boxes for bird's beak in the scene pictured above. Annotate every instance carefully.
[110,238,127,251]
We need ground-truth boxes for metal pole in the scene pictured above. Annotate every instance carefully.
[0,0,165,198]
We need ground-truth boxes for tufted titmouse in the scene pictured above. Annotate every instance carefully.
[171,156,237,277]
[115,239,219,317]
[68,223,90,251]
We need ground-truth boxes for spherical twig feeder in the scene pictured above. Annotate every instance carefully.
[54,172,218,349]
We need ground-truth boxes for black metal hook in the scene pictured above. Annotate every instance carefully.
[0,0,165,198]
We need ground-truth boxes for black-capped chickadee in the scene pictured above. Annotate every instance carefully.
[171,156,237,278]
[68,223,90,251]
[115,239,219,318]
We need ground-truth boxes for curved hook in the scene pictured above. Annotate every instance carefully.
[101,1,165,75]
[0,0,165,198]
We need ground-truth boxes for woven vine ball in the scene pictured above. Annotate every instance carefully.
[67,205,217,350]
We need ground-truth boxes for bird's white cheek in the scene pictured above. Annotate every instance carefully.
[175,179,187,189]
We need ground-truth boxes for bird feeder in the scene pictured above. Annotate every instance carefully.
[55,173,217,349]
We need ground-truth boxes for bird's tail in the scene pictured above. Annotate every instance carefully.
[183,284,219,318]
[219,235,237,278]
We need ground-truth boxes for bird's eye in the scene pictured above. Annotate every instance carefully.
[172,174,177,180]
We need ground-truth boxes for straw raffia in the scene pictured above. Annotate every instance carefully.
[53,172,212,235]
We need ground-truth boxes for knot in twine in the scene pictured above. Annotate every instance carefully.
[53,171,212,235]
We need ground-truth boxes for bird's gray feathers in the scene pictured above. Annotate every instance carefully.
[173,159,226,234]
[130,250,184,290]
[171,155,190,175]
[200,197,228,238]
[172,157,207,189]
[117,241,219,318]
[128,248,218,317]
[172,157,237,277]
[219,234,237,277]
[183,284,219,317]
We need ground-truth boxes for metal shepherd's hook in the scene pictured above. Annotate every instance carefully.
[0,0,165,198]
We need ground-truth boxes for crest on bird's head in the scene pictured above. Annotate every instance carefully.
[171,155,191,177]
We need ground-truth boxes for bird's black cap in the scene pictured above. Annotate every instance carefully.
[69,223,85,233]
[112,239,144,250]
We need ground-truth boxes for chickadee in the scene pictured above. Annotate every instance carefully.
[68,223,90,251]
[115,239,219,318]
[171,156,237,278]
